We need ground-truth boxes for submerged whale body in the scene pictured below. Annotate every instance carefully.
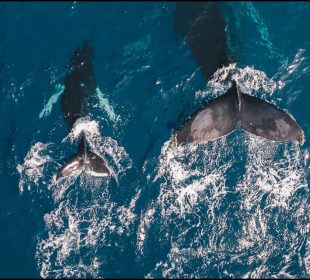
[173,2,304,145]
[56,40,110,181]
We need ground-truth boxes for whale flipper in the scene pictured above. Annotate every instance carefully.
[240,93,305,145]
[56,150,110,181]
[175,85,239,144]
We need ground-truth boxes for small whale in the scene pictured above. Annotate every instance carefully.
[173,2,304,145]
[56,40,110,181]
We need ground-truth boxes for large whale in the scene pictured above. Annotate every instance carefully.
[173,2,304,145]
[56,40,110,181]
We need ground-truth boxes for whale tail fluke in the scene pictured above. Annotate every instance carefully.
[56,134,110,181]
[84,150,111,177]
[56,150,110,181]
[239,92,305,145]
[174,82,239,144]
[174,82,304,145]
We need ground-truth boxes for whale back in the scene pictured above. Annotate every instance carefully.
[174,2,230,80]
[61,40,96,130]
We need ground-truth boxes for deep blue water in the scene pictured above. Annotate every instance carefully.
[1,2,310,278]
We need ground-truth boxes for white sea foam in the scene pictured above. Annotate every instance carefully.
[36,173,139,278]
[137,136,234,263]
[142,140,309,278]
[195,63,277,101]
[138,64,309,278]
[44,116,133,203]
[239,135,307,209]
[17,142,53,193]
[20,117,135,278]
[37,198,107,278]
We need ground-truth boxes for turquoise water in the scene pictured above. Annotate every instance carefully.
[1,2,310,278]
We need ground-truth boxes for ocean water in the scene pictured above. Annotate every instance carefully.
[1,1,310,278]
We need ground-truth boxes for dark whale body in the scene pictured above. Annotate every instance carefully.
[173,2,304,145]
[61,41,96,129]
[57,41,110,181]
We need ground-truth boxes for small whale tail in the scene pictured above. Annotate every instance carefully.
[56,132,110,181]
[175,81,305,145]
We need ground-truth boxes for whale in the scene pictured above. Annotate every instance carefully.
[173,2,304,145]
[56,40,110,181]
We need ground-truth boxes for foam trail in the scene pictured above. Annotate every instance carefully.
[137,136,236,276]
[19,115,135,277]
[240,136,307,208]
[234,135,310,278]
[39,84,64,119]
[138,64,309,278]
[17,142,53,193]
[22,117,136,278]
[37,172,139,278]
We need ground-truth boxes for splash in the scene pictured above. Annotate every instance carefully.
[39,84,64,119]
[195,63,277,101]
[63,117,132,181]
[36,175,139,278]
[19,116,132,199]
[19,117,135,278]
[64,116,100,144]
[138,65,309,278]
[17,142,53,193]
[137,136,235,262]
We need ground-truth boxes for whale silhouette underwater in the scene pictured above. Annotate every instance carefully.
[56,41,110,181]
[173,2,305,146]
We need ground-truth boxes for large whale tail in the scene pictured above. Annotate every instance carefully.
[174,81,305,145]
[56,132,110,181]
[173,3,304,146]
